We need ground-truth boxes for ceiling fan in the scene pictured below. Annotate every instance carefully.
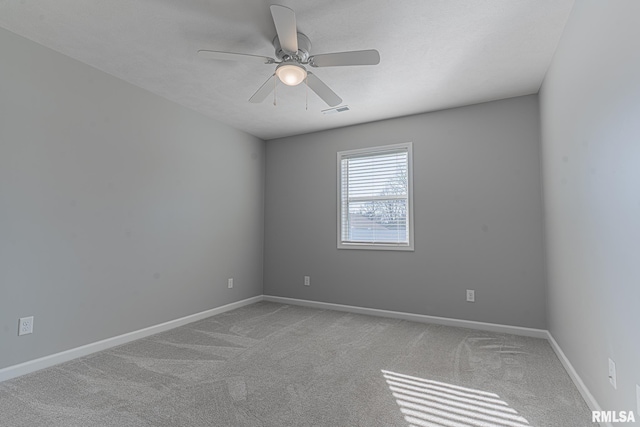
[198,5,380,107]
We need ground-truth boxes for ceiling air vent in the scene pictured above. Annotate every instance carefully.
[322,105,350,115]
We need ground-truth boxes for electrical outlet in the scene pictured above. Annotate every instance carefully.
[304,276,310,286]
[608,358,617,389]
[227,278,233,289]
[466,290,475,302]
[18,316,33,336]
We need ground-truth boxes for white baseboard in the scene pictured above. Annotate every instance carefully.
[546,331,608,426]
[0,295,263,383]
[263,295,548,338]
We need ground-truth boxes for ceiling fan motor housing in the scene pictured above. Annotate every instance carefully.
[273,32,311,62]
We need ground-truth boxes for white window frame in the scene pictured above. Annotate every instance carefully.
[337,142,414,251]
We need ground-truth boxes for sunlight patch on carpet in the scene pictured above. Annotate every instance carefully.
[382,370,532,427]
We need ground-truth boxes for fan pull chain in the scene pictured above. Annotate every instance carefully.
[273,75,277,106]
[305,76,308,111]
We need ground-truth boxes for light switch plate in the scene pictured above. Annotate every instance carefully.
[608,358,616,389]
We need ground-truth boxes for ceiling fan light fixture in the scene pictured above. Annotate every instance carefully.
[275,63,307,86]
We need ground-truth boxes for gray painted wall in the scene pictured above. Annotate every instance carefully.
[264,95,547,329]
[0,28,264,369]
[540,0,640,415]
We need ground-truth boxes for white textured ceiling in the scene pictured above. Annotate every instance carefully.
[0,0,574,140]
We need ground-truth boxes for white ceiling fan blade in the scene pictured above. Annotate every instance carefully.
[270,5,298,55]
[198,50,275,64]
[306,72,342,107]
[309,49,380,67]
[249,74,276,103]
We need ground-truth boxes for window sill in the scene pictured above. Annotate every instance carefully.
[338,242,414,251]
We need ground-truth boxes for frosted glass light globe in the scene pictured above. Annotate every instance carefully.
[276,63,307,86]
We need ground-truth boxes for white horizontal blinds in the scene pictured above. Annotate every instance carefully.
[341,148,409,244]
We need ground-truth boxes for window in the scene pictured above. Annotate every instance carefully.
[337,143,414,250]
